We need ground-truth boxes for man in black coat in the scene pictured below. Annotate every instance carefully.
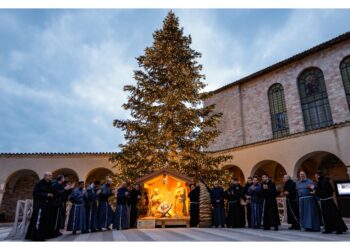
[224,178,245,228]
[129,184,142,228]
[48,175,74,238]
[315,171,348,234]
[210,181,225,228]
[188,183,200,227]
[25,172,53,241]
[261,174,280,231]
[283,175,300,230]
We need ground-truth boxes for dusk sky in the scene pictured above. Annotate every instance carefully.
[1,9,350,153]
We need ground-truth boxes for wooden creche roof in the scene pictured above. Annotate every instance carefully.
[136,169,194,184]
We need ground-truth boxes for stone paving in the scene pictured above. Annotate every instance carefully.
[1,224,350,241]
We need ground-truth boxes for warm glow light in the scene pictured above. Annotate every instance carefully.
[141,173,190,219]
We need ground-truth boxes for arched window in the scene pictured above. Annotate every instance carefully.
[340,56,350,110]
[268,83,289,138]
[297,67,333,131]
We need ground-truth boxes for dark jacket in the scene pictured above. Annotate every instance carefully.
[315,176,334,199]
[50,181,66,207]
[188,187,200,202]
[33,179,52,203]
[284,179,297,201]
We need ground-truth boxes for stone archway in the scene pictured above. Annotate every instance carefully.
[222,165,245,185]
[52,168,79,184]
[0,169,39,221]
[85,168,114,186]
[251,160,287,189]
[294,151,348,181]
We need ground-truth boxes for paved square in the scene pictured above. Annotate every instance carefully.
[49,225,350,241]
[1,224,350,241]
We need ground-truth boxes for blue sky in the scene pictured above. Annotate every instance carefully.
[1,9,350,153]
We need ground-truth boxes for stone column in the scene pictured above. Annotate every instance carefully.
[0,179,6,211]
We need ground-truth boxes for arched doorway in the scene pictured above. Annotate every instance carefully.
[251,160,287,189]
[52,168,79,184]
[0,169,39,221]
[222,165,245,186]
[295,151,348,181]
[85,168,114,186]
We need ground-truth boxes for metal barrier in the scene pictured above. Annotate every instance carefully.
[6,199,33,240]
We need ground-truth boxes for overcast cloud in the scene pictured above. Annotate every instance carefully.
[0,9,350,153]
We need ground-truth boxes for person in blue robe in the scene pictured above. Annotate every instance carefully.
[97,178,114,231]
[67,181,87,234]
[247,177,263,229]
[315,171,347,234]
[85,180,100,233]
[210,181,225,228]
[224,178,245,228]
[261,174,280,231]
[296,171,321,232]
[25,172,53,241]
[113,181,130,230]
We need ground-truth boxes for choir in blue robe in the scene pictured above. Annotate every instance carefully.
[67,187,87,233]
[210,186,225,227]
[85,184,99,232]
[247,183,263,228]
[97,183,113,230]
[113,187,130,230]
[296,178,321,231]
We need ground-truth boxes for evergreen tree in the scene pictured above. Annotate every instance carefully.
[111,11,231,184]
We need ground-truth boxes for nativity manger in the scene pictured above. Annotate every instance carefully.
[136,169,193,228]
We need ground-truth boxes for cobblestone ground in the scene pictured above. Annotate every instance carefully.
[1,223,349,241]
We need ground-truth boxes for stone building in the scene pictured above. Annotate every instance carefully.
[1,32,350,221]
[205,32,350,187]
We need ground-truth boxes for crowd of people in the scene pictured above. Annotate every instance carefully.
[25,170,348,241]
[25,174,142,241]
[188,171,348,234]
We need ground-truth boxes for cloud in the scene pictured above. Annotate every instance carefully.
[0,10,135,152]
[1,9,350,153]
[250,9,350,75]
[176,10,245,91]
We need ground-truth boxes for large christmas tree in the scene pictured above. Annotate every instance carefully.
[111,11,231,185]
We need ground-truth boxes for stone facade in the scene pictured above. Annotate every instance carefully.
[205,38,350,151]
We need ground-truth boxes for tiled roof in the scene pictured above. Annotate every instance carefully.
[0,152,116,157]
[211,31,350,94]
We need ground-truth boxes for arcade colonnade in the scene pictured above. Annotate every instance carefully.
[213,123,350,186]
[0,153,116,221]
[0,123,350,221]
